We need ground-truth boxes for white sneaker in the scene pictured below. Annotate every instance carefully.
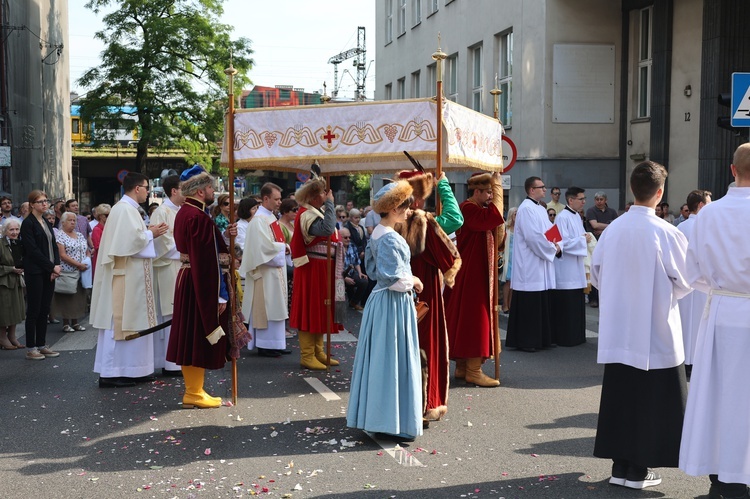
[26,349,45,360]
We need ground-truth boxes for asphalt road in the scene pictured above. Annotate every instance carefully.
[0,306,711,499]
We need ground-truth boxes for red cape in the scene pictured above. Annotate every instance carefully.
[446,200,504,359]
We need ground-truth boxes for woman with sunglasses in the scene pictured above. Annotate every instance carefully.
[211,193,231,232]
[20,191,62,360]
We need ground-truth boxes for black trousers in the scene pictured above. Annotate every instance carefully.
[346,275,370,305]
[25,272,55,348]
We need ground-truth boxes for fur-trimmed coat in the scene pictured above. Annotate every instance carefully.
[397,209,461,412]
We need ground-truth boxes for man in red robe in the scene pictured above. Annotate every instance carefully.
[446,172,505,387]
[167,166,246,408]
[396,170,463,421]
[289,175,343,370]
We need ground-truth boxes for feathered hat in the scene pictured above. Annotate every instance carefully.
[467,172,493,191]
[295,161,327,205]
[180,164,214,196]
[394,151,433,200]
[372,180,413,214]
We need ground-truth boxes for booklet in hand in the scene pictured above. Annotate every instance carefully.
[545,224,562,243]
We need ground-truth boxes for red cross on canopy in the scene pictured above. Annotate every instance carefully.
[322,128,337,145]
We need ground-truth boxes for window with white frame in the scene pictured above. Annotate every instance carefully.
[412,0,422,26]
[429,0,438,15]
[427,63,436,97]
[472,45,483,112]
[412,70,421,98]
[637,6,652,118]
[498,30,513,127]
[398,0,406,35]
[385,0,394,44]
[385,83,392,100]
[397,78,406,99]
[447,54,458,102]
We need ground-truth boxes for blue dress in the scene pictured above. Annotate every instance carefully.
[346,226,422,439]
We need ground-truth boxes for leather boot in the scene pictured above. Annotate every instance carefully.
[314,335,339,366]
[424,405,448,421]
[299,332,327,370]
[465,357,500,387]
[181,365,222,408]
[454,359,466,379]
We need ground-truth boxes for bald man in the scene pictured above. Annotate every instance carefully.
[680,143,750,498]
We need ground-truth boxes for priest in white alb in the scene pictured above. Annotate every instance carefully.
[240,182,289,358]
[551,186,589,347]
[675,189,711,378]
[680,144,750,499]
[149,174,184,376]
[592,161,691,491]
[505,176,561,352]
[91,172,168,388]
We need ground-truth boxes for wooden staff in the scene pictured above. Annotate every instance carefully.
[325,173,333,371]
[224,62,239,404]
[490,77,504,381]
[321,88,333,371]
[432,36,447,215]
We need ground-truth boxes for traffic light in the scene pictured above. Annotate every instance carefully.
[717,92,749,138]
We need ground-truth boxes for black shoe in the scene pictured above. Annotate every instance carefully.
[609,461,628,486]
[275,349,292,355]
[519,347,537,353]
[98,377,137,388]
[623,468,662,489]
[162,368,183,377]
[258,347,282,358]
[133,374,157,383]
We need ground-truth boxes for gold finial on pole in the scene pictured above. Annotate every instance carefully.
[321,82,331,104]
[432,32,447,84]
[490,72,503,121]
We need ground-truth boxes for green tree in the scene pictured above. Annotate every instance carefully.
[348,173,372,208]
[77,0,253,173]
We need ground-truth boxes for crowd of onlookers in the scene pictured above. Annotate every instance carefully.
[0,192,383,356]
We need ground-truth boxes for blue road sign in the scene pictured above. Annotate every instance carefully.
[731,73,750,127]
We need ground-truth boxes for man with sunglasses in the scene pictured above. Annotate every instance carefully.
[91,172,169,388]
[506,176,562,353]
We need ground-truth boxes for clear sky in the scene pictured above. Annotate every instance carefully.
[68,0,376,100]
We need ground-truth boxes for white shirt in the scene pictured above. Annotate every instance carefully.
[592,205,691,370]
[553,206,587,289]
[511,197,558,292]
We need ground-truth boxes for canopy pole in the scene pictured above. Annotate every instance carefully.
[321,88,333,371]
[490,77,503,382]
[224,61,239,405]
[432,35,447,215]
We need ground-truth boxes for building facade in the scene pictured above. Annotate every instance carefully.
[376,0,749,210]
[1,0,71,202]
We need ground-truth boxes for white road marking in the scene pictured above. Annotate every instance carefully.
[304,377,341,401]
[367,433,425,467]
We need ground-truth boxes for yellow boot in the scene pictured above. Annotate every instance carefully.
[465,358,500,387]
[454,359,467,379]
[315,335,339,366]
[181,365,222,408]
[299,332,327,370]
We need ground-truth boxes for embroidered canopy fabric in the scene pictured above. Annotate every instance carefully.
[221,98,505,173]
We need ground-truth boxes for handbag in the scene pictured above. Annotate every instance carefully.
[55,269,80,294]
[415,298,429,323]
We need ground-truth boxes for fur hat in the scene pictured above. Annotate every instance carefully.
[467,172,493,191]
[180,165,214,196]
[295,177,327,205]
[395,170,433,200]
[372,180,413,214]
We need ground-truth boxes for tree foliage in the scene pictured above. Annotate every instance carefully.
[348,173,372,208]
[77,0,253,174]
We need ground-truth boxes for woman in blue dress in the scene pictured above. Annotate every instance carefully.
[347,180,424,442]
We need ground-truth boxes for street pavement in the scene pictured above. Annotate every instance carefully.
[0,305,711,499]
